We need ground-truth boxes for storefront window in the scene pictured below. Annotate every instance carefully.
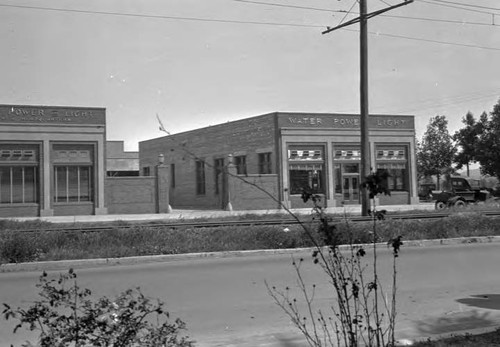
[52,144,94,203]
[0,146,39,204]
[288,146,325,195]
[376,147,408,192]
[54,166,93,203]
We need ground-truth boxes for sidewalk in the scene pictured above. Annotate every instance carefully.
[4,203,436,224]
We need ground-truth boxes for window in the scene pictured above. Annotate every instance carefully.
[214,158,224,195]
[335,164,342,194]
[54,166,93,202]
[195,160,206,195]
[234,155,247,175]
[376,168,407,191]
[0,145,39,204]
[289,168,324,195]
[376,146,408,192]
[52,144,94,203]
[258,153,272,174]
[170,164,175,188]
[288,146,325,195]
[0,166,39,204]
[143,167,151,176]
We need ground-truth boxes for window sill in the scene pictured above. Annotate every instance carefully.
[0,203,39,207]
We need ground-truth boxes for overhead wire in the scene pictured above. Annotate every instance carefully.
[0,2,498,51]
[374,89,500,115]
[337,0,358,26]
[425,0,500,12]
[0,3,323,28]
[416,0,497,15]
[350,28,500,51]
[232,0,499,28]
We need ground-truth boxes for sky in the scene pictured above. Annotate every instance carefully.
[1,0,499,151]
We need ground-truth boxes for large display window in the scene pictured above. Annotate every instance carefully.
[288,146,325,195]
[52,144,94,203]
[0,145,39,204]
[375,146,409,192]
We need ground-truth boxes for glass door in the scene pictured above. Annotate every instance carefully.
[342,175,360,204]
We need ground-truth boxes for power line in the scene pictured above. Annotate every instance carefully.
[338,1,358,27]
[233,0,499,28]
[1,3,498,51]
[416,0,496,15]
[0,3,323,28]
[354,28,500,51]
[427,0,500,12]
[374,89,500,115]
[231,0,338,13]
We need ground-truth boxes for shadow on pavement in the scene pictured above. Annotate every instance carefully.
[415,310,497,336]
[457,294,500,310]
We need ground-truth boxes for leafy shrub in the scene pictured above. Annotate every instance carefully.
[3,269,194,347]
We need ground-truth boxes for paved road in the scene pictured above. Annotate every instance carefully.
[2,242,500,346]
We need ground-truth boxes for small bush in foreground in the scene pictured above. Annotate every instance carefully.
[267,171,401,347]
[2,269,194,347]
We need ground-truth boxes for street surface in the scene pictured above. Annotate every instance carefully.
[1,242,500,346]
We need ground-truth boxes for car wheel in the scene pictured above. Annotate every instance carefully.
[454,200,466,208]
[435,201,446,210]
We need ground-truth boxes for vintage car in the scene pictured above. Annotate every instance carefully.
[432,176,490,209]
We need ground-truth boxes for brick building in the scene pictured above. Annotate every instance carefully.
[0,104,108,217]
[139,112,419,210]
[0,104,168,217]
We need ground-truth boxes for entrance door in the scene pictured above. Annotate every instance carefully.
[343,176,360,204]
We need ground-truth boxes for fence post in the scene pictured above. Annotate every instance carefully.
[225,154,236,211]
[156,154,172,213]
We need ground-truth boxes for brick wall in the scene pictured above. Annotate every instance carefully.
[140,113,278,210]
[105,177,156,214]
[0,205,39,218]
[228,173,281,210]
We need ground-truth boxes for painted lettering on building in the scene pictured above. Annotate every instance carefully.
[375,118,407,127]
[288,117,323,125]
[333,117,360,127]
[0,105,105,125]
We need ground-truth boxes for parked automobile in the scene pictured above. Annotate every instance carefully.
[431,176,490,209]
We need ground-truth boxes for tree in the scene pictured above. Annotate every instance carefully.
[452,111,480,176]
[476,99,500,179]
[417,115,456,190]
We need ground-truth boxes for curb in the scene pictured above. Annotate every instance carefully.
[2,235,500,273]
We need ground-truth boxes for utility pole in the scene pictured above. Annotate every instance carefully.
[323,0,413,216]
[359,0,370,216]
